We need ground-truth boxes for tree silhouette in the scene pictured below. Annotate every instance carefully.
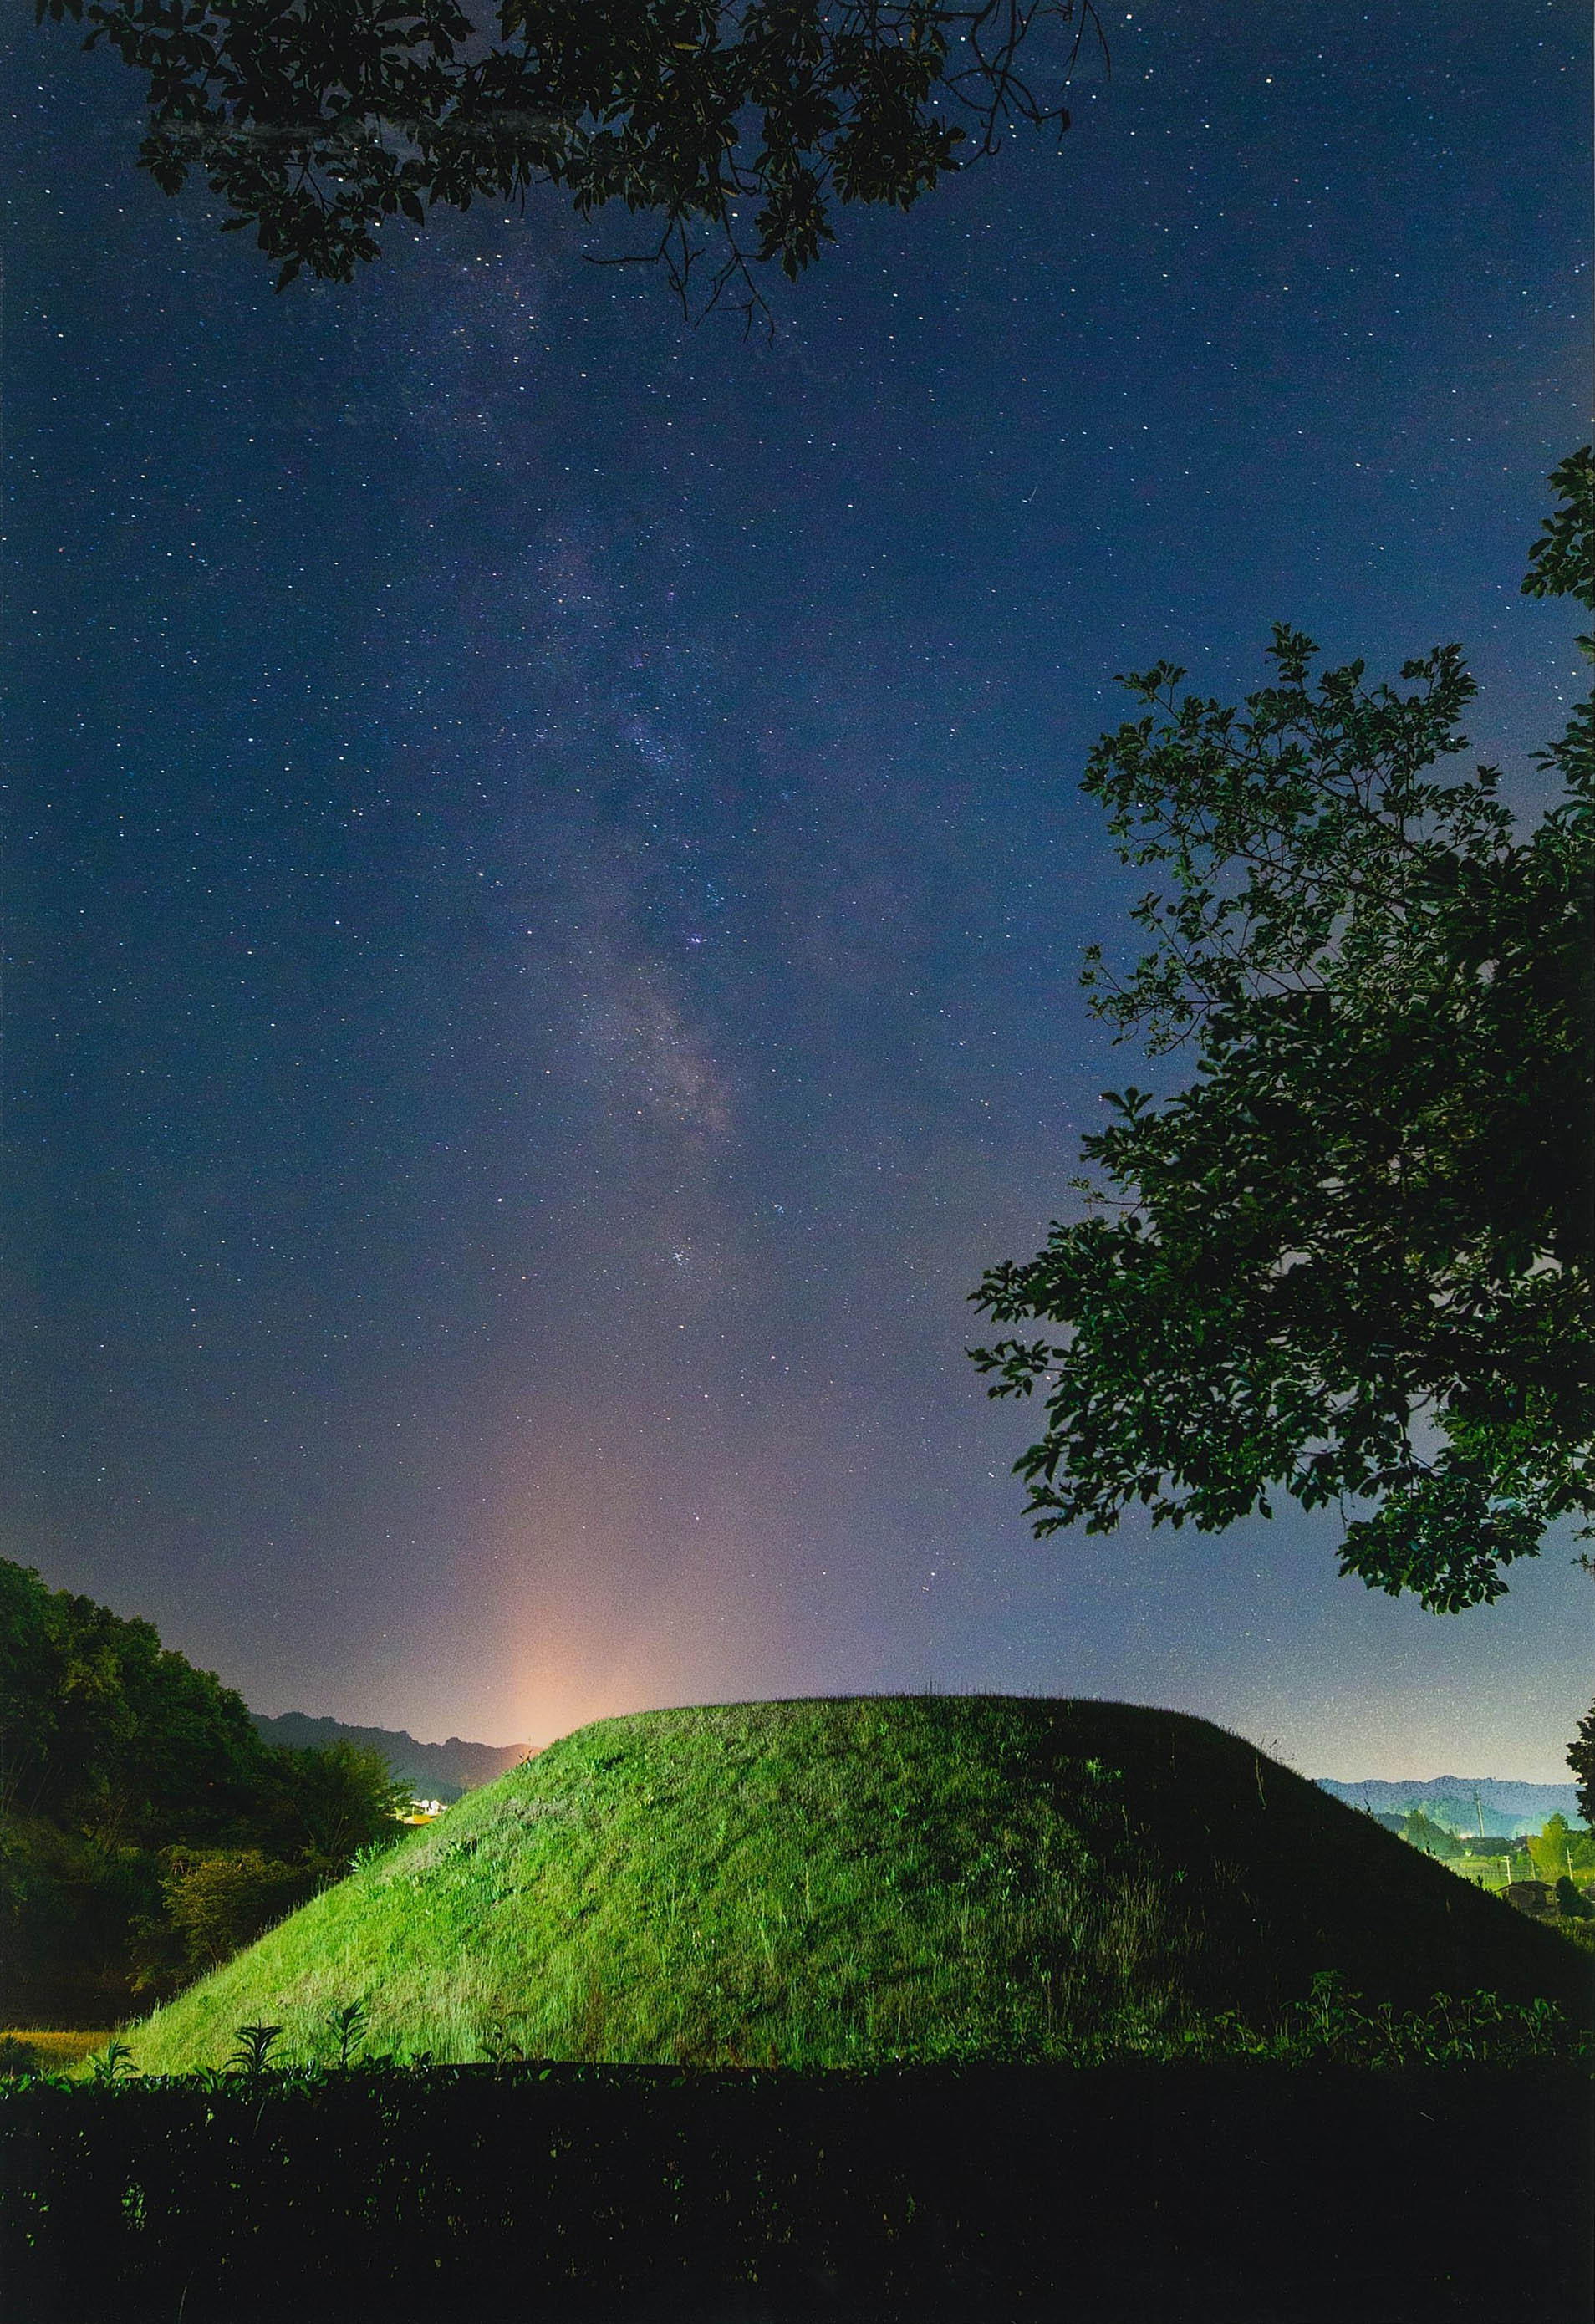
[1569,1703,1595,1828]
[971,450,1595,1613]
[36,0,1105,322]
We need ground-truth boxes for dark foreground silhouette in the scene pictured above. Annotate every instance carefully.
[4,2057,1591,2322]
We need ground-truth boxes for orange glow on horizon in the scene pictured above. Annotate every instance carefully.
[477,1435,805,1751]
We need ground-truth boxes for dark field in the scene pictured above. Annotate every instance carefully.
[3,2058,1591,2323]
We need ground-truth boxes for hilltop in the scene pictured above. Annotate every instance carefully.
[249,1713,533,1803]
[125,1696,1591,2075]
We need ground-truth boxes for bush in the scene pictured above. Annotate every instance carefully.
[160,1852,318,1974]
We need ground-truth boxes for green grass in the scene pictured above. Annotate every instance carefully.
[0,2030,106,2075]
[122,1695,1592,2075]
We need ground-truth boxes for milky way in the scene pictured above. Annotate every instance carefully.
[4,1,1590,1775]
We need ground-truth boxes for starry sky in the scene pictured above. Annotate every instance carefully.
[3,2,1589,1778]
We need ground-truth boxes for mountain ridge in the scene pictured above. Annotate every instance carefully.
[1312,1775,1583,1835]
[250,1711,533,1801]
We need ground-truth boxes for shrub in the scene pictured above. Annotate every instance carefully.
[161,1851,317,1973]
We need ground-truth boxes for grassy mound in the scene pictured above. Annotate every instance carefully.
[124,1696,1591,2073]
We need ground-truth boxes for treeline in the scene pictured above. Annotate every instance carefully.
[0,1560,408,2025]
[1384,1809,1595,1938]
[1394,1804,1593,1874]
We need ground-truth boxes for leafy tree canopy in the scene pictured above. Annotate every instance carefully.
[0,1557,409,1858]
[0,1560,267,1846]
[1399,1809,1459,1858]
[35,0,1103,314]
[0,1557,410,2013]
[971,450,1595,1613]
[1570,1704,1595,1830]
[258,1737,411,1866]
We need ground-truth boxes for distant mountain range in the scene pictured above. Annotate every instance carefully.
[247,1720,1586,1831]
[1313,1776,1585,1837]
[250,1712,533,1802]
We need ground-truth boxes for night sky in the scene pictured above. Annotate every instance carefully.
[3,3,1589,1778]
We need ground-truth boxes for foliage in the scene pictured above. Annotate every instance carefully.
[88,2039,137,2085]
[0,1559,407,2018]
[1174,1970,1587,2069]
[154,1851,318,1976]
[1400,1809,1460,1859]
[118,1696,1591,2077]
[971,450,1595,1612]
[1527,1815,1574,1887]
[1554,1875,1592,1921]
[33,0,1105,319]
[326,1999,370,2067]
[1569,1700,1595,1827]
[30,1977,1595,2088]
[0,1562,65,1820]
[0,1563,268,1851]
[224,2021,284,2073]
